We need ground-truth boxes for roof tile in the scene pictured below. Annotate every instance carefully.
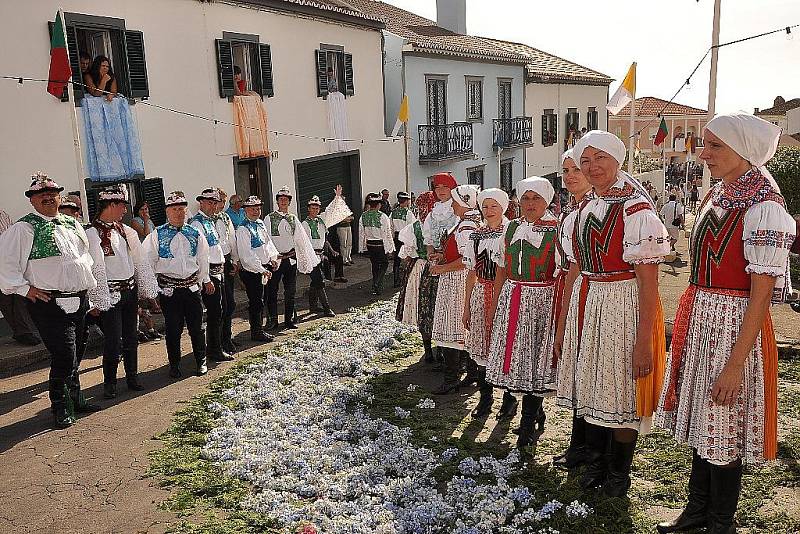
[612,96,707,117]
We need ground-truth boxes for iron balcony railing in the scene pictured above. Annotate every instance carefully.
[493,116,533,148]
[418,122,474,162]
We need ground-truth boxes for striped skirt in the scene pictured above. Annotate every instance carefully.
[432,269,468,349]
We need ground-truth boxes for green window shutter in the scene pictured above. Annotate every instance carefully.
[141,177,166,226]
[541,114,548,146]
[124,30,149,99]
[215,39,235,98]
[315,50,328,98]
[258,43,274,98]
[84,183,99,221]
[343,52,354,96]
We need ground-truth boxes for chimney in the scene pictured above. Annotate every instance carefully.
[436,0,467,34]
[754,107,760,114]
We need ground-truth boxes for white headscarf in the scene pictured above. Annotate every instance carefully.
[477,188,509,214]
[704,112,783,193]
[573,130,627,165]
[561,149,575,167]
[571,129,656,206]
[452,184,480,209]
[516,177,555,204]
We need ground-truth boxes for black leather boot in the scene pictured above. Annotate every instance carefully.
[103,354,118,399]
[68,374,101,413]
[308,287,322,313]
[707,460,742,534]
[516,395,544,450]
[207,326,234,362]
[657,449,711,533]
[601,434,638,498]
[318,287,336,317]
[553,412,587,469]
[195,353,208,376]
[50,379,76,429]
[433,348,461,395]
[471,367,494,417]
[579,423,610,489]
[422,339,435,363]
[495,390,518,420]
[459,356,479,387]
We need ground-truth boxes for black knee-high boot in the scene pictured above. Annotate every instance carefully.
[516,394,544,450]
[308,286,321,312]
[657,449,711,533]
[471,366,493,417]
[553,411,587,469]
[579,423,611,489]
[707,460,742,534]
[459,355,479,387]
[601,433,638,497]
[433,347,461,395]
[495,390,519,420]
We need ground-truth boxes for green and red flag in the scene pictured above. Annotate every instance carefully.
[653,117,669,146]
[47,10,72,98]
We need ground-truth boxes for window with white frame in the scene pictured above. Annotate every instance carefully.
[466,77,483,120]
[587,106,598,130]
[467,166,485,188]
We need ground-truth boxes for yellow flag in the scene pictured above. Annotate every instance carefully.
[392,95,409,136]
[607,62,636,115]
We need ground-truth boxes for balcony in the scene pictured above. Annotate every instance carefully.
[493,117,533,149]
[418,122,474,163]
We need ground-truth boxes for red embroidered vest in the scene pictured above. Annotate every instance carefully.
[575,202,633,274]
[441,229,461,263]
[689,206,749,291]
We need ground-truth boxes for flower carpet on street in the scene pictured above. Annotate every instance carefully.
[149,298,800,534]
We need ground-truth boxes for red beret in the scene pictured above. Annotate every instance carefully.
[431,172,457,190]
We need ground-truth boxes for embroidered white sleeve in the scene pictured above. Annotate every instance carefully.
[86,230,111,311]
[125,226,159,300]
[743,201,796,279]
[622,201,670,264]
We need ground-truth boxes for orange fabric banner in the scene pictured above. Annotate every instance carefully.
[233,95,269,159]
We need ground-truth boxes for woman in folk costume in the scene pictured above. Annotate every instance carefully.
[485,178,558,450]
[555,130,670,497]
[86,185,159,399]
[394,216,427,328]
[419,175,459,364]
[430,184,482,394]
[655,114,795,534]
[552,149,594,469]
[462,188,508,417]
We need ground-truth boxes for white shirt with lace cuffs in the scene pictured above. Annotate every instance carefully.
[142,228,211,284]
[236,223,279,275]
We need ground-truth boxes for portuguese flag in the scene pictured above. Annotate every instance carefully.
[47,10,72,98]
[653,117,669,146]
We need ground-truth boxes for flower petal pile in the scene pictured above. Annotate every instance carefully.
[202,300,592,533]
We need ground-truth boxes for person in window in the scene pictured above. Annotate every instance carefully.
[131,201,155,241]
[327,67,339,94]
[233,66,258,97]
[84,55,118,102]
[79,52,92,76]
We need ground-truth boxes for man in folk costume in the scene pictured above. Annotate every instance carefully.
[143,191,213,378]
[655,114,795,534]
[214,188,239,354]
[420,175,459,364]
[358,193,395,295]
[554,130,670,497]
[430,184,481,395]
[265,186,319,330]
[462,188,508,417]
[86,184,159,399]
[390,192,417,288]
[190,189,234,363]
[302,195,335,317]
[236,196,278,342]
[485,178,557,450]
[395,216,427,328]
[552,149,595,470]
[0,172,102,428]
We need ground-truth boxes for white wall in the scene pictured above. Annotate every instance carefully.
[0,0,404,219]
[788,107,800,135]
[524,83,608,179]
[403,55,526,194]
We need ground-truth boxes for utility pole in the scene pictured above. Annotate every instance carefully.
[703,0,722,193]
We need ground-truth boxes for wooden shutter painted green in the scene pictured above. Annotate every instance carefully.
[124,30,149,99]
[315,50,328,97]
[141,177,166,226]
[258,43,274,98]
[84,183,99,221]
[343,52,354,96]
[215,39,235,98]
[541,114,548,146]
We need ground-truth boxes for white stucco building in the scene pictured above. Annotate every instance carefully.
[348,0,531,195]
[0,0,404,223]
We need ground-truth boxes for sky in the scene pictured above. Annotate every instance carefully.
[382,0,800,114]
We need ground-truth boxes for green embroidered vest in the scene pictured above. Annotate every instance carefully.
[362,210,383,228]
[19,213,84,260]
